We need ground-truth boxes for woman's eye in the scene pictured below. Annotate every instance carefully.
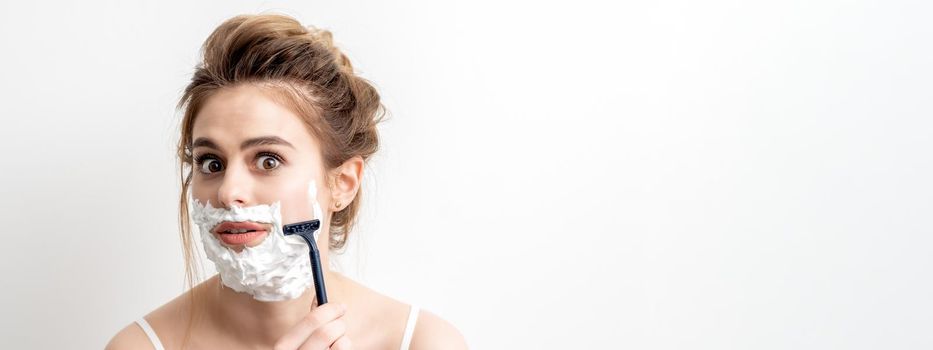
[198,158,223,174]
[257,154,280,170]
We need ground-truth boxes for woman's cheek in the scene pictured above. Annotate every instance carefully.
[277,178,325,224]
[190,184,210,205]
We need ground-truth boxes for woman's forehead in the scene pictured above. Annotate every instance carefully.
[192,85,315,150]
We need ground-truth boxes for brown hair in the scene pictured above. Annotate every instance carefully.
[173,14,384,337]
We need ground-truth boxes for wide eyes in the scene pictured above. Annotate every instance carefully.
[195,152,283,175]
[199,157,223,174]
[257,154,279,170]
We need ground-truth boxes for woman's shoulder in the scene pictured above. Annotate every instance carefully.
[409,308,468,350]
[338,274,468,349]
[104,320,154,350]
[105,283,202,350]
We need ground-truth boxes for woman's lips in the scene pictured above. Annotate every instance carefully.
[212,221,271,246]
[218,230,268,246]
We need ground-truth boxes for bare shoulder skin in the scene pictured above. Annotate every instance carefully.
[104,321,155,350]
[105,283,200,349]
[409,309,469,350]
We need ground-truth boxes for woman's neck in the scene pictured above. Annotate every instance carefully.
[206,268,348,347]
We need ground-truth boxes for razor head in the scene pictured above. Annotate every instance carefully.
[283,219,321,236]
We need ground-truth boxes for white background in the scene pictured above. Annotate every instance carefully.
[1,1,931,349]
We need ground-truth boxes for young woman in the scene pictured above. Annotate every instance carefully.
[106,14,467,350]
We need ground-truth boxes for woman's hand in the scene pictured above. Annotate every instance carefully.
[274,302,353,350]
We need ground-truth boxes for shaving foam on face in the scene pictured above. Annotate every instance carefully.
[189,180,325,302]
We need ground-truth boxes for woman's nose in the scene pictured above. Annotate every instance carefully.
[217,163,254,208]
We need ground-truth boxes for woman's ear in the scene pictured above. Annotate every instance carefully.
[330,155,364,210]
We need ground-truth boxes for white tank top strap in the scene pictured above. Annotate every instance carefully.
[399,304,421,350]
[134,317,166,350]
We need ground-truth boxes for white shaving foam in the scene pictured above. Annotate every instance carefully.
[189,180,325,302]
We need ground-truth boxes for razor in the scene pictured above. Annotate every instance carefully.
[282,219,327,306]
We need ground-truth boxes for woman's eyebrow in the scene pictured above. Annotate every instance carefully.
[192,136,295,150]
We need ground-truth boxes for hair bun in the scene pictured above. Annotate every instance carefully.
[306,27,354,75]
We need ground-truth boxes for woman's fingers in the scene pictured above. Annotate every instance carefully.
[274,303,346,350]
[331,334,353,350]
[296,318,347,350]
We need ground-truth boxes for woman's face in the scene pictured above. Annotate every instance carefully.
[190,84,331,248]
